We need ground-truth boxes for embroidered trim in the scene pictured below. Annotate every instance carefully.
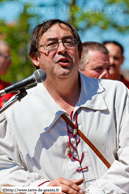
[38,180,50,187]
[76,166,88,171]
[66,111,88,172]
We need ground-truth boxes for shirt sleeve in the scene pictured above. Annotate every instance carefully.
[0,113,49,187]
[86,89,129,194]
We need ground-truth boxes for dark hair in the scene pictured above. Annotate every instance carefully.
[79,41,109,71]
[29,19,82,68]
[103,40,124,55]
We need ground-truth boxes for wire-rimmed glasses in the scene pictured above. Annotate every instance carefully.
[39,39,78,50]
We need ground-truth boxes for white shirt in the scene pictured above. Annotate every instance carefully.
[0,72,129,194]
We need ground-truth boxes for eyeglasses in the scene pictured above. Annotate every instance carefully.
[0,53,11,61]
[39,39,78,50]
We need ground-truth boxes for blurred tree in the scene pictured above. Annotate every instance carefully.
[68,0,129,32]
[37,0,129,32]
[0,2,40,82]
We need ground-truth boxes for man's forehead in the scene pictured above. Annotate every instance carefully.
[89,50,109,58]
[90,63,109,68]
[42,23,73,38]
[106,43,123,55]
[0,45,10,53]
[88,52,110,67]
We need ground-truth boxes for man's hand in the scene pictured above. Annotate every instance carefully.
[98,71,108,79]
[46,177,84,194]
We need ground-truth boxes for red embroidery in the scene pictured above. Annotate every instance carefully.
[70,143,77,151]
[76,138,80,145]
[38,180,50,187]
[76,166,88,171]
[66,111,88,172]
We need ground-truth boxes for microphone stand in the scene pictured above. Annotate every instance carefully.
[0,89,27,113]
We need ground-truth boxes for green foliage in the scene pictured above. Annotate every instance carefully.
[106,0,128,4]
[0,2,39,83]
[68,0,129,32]
[106,0,129,10]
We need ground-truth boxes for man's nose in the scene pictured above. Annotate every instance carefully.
[109,57,115,65]
[57,42,66,54]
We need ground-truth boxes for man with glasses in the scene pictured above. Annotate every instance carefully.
[0,19,129,194]
[0,40,15,108]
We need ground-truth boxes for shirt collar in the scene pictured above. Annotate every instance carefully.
[31,83,65,132]
[31,72,107,131]
[76,72,107,111]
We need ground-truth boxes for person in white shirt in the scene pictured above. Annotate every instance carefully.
[0,19,129,194]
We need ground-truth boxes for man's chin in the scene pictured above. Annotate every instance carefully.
[57,72,72,79]
[56,68,73,78]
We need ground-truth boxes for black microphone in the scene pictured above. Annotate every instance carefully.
[0,69,47,96]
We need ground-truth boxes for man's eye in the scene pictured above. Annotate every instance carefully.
[95,68,102,72]
[65,39,74,44]
[114,57,119,60]
[65,40,71,43]
[47,42,57,46]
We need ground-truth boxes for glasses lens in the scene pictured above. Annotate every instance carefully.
[64,39,77,48]
[45,41,58,50]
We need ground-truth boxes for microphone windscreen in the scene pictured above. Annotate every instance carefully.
[34,69,47,83]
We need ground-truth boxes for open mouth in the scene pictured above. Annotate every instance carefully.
[57,58,70,66]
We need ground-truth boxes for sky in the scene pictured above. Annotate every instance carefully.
[0,0,129,70]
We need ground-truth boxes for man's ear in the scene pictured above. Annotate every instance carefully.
[31,54,40,68]
[121,56,125,65]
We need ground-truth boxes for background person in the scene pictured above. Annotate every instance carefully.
[0,40,15,108]
[79,41,110,79]
[0,19,129,194]
[103,40,129,88]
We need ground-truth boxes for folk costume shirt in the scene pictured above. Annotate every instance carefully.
[0,72,129,194]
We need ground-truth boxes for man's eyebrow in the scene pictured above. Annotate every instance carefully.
[93,64,103,68]
[46,35,74,41]
[63,35,74,39]
[46,38,58,41]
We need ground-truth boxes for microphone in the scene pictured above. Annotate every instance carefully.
[0,69,47,96]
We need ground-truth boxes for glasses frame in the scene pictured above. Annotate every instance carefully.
[39,39,78,50]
